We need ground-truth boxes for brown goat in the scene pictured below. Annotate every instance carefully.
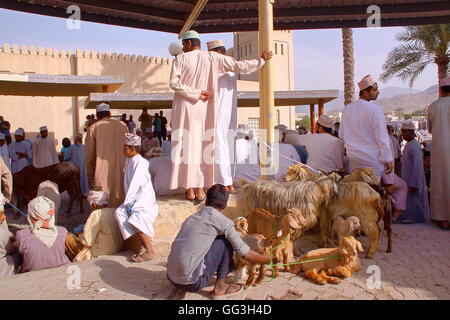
[12,163,84,214]
[246,208,306,274]
[292,236,364,285]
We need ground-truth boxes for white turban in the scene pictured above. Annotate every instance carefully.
[15,128,24,136]
[124,133,141,146]
[442,75,450,87]
[87,191,109,206]
[96,103,110,113]
[207,39,224,50]
[27,196,58,248]
[317,115,335,130]
[358,74,376,91]
[401,120,415,131]
[39,126,48,132]
[0,133,5,140]
[275,124,288,134]
[168,42,183,57]
[236,124,250,139]
[146,147,164,159]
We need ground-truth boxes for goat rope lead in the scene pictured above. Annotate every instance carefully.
[266,234,340,282]
[5,202,28,218]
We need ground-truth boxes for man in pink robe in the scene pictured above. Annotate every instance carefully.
[169,30,272,201]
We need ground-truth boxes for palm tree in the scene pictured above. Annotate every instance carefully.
[342,28,355,105]
[381,24,449,96]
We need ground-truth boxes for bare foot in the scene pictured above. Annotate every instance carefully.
[185,188,195,201]
[195,188,206,201]
[226,185,236,194]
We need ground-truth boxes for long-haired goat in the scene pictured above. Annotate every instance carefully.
[325,181,390,259]
[283,165,392,258]
[246,208,306,274]
[237,175,339,249]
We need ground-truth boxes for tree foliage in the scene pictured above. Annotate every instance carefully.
[381,24,449,88]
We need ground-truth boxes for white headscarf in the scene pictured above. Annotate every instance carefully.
[27,196,58,248]
[146,147,164,159]
[0,192,5,212]
[124,133,141,146]
[87,191,109,206]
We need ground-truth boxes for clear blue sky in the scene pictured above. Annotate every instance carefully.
[0,8,437,91]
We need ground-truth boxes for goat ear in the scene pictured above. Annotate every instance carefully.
[347,219,354,232]
[356,241,364,252]
[287,214,302,229]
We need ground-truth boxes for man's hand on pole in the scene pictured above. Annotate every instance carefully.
[261,50,273,61]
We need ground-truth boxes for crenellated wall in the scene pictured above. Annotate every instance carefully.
[0,44,174,147]
[0,37,295,147]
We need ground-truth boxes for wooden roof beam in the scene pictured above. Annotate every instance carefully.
[197,2,450,20]
[178,0,209,38]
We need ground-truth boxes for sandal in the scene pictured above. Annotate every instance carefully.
[211,284,242,299]
[131,250,156,263]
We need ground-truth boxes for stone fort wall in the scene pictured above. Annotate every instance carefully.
[0,34,295,147]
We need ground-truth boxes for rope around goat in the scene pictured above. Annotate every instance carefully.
[265,234,340,282]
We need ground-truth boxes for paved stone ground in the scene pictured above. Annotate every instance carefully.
[1,220,448,300]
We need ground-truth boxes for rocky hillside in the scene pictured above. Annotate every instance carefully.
[298,86,439,114]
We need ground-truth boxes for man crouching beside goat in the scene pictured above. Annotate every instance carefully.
[167,184,271,300]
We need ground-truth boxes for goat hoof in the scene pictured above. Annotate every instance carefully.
[253,283,262,288]
[365,253,374,259]
[244,285,251,290]
[386,248,392,253]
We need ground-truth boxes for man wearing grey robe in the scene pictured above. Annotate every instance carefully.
[398,121,430,224]
[67,134,89,196]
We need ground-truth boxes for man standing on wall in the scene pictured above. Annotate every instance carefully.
[169,30,272,201]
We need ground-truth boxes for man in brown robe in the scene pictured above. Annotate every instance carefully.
[85,103,128,207]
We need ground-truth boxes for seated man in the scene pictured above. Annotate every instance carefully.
[65,191,124,262]
[12,196,70,273]
[141,128,160,157]
[161,131,171,157]
[286,130,308,164]
[167,184,270,300]
[232,126,260,185]
[274,140,302,182]
[147,147,184,196]
[285,115,345,173]
[0,194,18,278]
[115,133,158,263]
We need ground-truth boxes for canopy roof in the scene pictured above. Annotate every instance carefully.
[2,0,448,34]
[84,90,338,109]
[0,73,124,96]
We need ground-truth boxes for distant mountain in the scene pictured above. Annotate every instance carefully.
[296,86,438,114]
[377,85,438,113]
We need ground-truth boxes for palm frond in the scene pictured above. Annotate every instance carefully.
[382,24,449,86]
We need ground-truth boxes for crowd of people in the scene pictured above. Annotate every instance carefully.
[0,30,448,300]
